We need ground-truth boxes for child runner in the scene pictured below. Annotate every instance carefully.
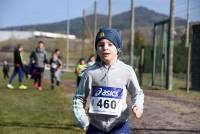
[87,54,96,67]
[7,44,27,89]
[30,41,48,91]
[74,58,86,86]
[54,55,62,87]
[72,28,144,133]
[50,49,62,89]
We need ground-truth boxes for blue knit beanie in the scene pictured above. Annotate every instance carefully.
[95,28,122,51]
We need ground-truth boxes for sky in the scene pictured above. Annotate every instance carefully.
[0,0,93,28]
[0,0,199,28]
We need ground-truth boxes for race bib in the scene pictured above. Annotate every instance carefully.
[51,62,57,69]
[89,86,123,116]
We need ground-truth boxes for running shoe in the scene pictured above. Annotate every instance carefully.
[37,86,43,91]
[7,84,14,89]
[33,83,38,88]
[19,85,28,89]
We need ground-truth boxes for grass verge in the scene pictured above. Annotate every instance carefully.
[0,72,84,134]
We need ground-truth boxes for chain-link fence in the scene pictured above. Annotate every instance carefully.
[82,0,200,90]
[152,0,200,90]
[152,21,169,88]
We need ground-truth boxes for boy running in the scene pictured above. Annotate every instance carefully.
[72,28,144,133]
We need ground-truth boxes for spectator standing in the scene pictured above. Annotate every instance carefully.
[2,60,10,79]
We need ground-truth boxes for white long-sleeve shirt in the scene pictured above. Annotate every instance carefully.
[72,60,144,132]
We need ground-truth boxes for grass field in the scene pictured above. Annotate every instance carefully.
[0,71,84,134]
[141,73,200,100]
[0,70,199,134]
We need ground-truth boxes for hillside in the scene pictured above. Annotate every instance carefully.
[1,7,186,41]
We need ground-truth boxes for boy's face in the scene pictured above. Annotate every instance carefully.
[97,39,118,64]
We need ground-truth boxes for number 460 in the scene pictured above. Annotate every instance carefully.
[97,99,116,109]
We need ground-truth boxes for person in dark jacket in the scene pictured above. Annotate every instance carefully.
[27,51,36,79]
[30,41,48,91]
[2,60,10,79]
[7,44,27,89]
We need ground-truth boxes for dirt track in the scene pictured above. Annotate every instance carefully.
[63,80,200,134]
[129,90,200,134]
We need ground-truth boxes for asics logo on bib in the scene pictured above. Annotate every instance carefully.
[92,86,122,99]
[94,88,103,96]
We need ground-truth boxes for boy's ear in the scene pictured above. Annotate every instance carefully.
[117,49,122,55]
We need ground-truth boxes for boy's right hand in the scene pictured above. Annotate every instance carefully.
[132,106,143,119]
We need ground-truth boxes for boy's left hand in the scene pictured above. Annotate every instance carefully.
[132,106,143,119]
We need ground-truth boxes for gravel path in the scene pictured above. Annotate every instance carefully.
[129,90,200,134]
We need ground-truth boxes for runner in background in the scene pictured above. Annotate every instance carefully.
[54,55,62,87]
[30,41,49,91]
[7,44,27,89]
[49,49,62,89]
[87,54,96,67]
[27,53,36,79]
[74,58,86,86]
[72,28,144,133]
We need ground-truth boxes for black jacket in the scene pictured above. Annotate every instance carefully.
[14,48,23,67]
[3,64,9,72]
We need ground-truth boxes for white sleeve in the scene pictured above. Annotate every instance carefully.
[72,73,90,129]
[127,67,144,109]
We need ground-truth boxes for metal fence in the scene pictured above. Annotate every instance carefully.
[82,0,200,90]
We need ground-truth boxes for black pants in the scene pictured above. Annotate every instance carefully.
[34,67,44,87]
[3,70,9,79]
[76,76,82,86]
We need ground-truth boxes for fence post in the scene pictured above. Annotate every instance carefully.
[130,0,135,67]
[167,0,175,90]
[93,0,97,53]
[185,0,190,93]
[66,0,70,71]
[152,25,157,86]
[139,47,145,86]
[108,0,112,27]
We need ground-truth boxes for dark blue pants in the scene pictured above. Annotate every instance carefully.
[86,122,130,134]
[9,67,23,84]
